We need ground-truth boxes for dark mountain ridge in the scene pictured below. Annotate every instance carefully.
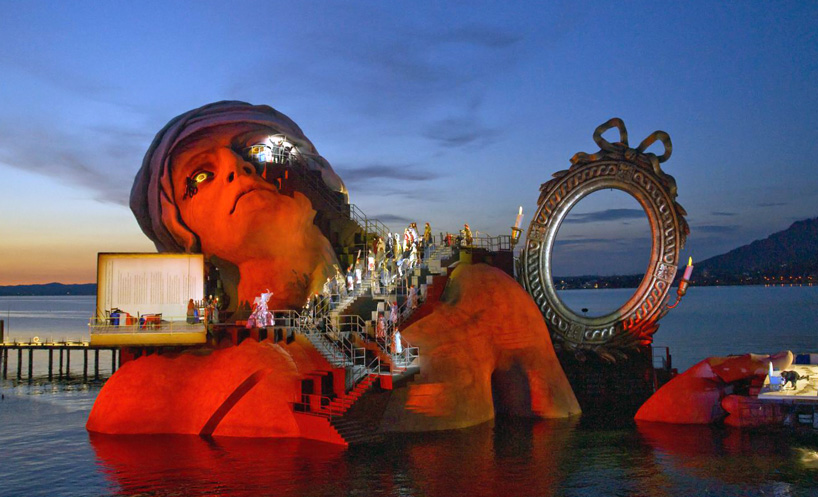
[696,217,818,285]
[0,283,96,296]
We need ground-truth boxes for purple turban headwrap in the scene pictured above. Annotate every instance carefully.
[130,101,347,253]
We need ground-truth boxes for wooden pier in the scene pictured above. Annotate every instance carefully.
[0,341,119,382]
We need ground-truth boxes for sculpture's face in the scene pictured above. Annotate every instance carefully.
[170,123,320,263]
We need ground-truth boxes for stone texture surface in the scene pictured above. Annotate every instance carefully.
[381,263,581,432]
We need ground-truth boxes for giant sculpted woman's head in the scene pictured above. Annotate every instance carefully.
[131,101,344,310]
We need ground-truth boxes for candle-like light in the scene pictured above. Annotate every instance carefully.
[682,256,694,280]
[514,206,524,229]
[668,256,695,309]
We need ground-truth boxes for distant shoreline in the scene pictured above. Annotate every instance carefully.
[0,283,96,296]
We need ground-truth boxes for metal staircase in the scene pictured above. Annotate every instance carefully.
[281,239,456,444]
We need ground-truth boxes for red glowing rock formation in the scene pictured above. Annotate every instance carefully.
[635,351,793,425]
[381,263,581,432]
[87,336,333,439]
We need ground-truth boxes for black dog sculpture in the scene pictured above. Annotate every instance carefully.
[780,370,805,389]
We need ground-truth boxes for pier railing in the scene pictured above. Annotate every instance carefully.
[88,316,205,334]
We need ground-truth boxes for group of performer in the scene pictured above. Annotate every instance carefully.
[242,222,437,356]
[375,300,403,355]
[188,296,221,325]
[313,221,435,305]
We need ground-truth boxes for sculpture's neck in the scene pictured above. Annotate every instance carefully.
[237,257,332,311]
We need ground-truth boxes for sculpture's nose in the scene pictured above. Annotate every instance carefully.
[226,150,257,183]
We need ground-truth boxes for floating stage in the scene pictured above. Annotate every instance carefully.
[759,363,818,403]
[748,360,818,430]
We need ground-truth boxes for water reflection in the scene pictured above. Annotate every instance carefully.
[637,422,818,491]
[90,434,348,496]
[90,417,581,497]
[88,417,818,497]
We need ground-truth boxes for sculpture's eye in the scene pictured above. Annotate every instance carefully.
[192,171,213,184]
[183,170,213,199]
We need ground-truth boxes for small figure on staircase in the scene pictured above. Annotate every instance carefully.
[376,236,386,264]
[376,314,386,342]
[380,263,390,293]
[367,249,375,275]
[346,266,355,293]
[408,285,418,312]
[390,301,398,327]
[355,257,363,286]
[335,266,347,300]
[371,269,381,296]
[323,277,333,308]
[393,328,403,356]
[385,233,394,260]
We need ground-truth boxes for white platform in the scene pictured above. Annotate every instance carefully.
[759,364,818,402]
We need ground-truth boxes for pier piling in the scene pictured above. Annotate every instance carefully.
[1,343,124,383]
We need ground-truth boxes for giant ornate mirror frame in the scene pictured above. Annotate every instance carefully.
[521,118,689,361]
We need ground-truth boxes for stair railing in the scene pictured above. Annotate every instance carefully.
[337,314,367,340]
[366,355,381,376]
[392,346,420,373]
[293,393,343,419]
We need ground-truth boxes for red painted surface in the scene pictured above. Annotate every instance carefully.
[635,351,793,425]
[381,263,580,433]
[88,337,342,444]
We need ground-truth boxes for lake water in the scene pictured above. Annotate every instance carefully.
[1,288,817,496]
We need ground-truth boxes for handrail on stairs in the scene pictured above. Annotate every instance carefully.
[258,231,462,381]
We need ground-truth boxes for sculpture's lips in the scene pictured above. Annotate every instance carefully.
[230,187,274,215]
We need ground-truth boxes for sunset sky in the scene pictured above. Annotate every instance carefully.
[1,1,816,284]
